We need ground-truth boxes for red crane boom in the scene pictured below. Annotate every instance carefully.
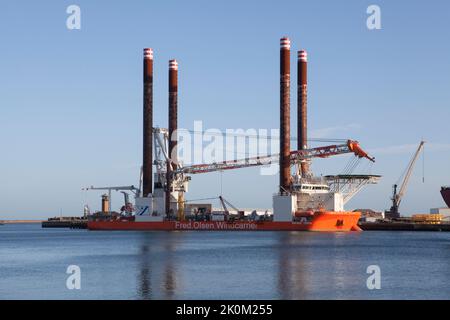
[176,140,374,175]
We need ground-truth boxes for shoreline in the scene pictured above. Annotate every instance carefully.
[1,220,43,224]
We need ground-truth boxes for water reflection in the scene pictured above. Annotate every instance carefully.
[3,224,449,299]
[276,232,309,299]
[131,230,447,299]
[328,233,356,294]
[275,232,364,299]
[136,233,180,299]
[162,238,176,299]
[138,243,152,299]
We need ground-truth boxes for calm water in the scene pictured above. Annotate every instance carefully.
[0,223,449,300]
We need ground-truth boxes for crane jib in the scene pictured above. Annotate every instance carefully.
[176,140,375,175]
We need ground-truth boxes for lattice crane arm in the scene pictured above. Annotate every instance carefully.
[290,140,375,163]
[175,140,374,175]
[396,141,425,206]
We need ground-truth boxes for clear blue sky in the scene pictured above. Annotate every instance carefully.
[1,0,449,219]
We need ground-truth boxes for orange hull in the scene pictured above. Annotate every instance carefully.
[88,211,361,232]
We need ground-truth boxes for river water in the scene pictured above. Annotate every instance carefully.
[0,223,449,299]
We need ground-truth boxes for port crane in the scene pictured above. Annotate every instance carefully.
[385,141,425,218]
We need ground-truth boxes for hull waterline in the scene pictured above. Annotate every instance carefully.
[88,211,361,232]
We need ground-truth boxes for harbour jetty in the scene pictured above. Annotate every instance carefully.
[41,217,87,229]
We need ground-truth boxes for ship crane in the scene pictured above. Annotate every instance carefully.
[175,140,374,175]
[385,141,425,218]
[219,195,240,215]
[163,138,377,208]
[151,128,377,215]
[82,185,139,215]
